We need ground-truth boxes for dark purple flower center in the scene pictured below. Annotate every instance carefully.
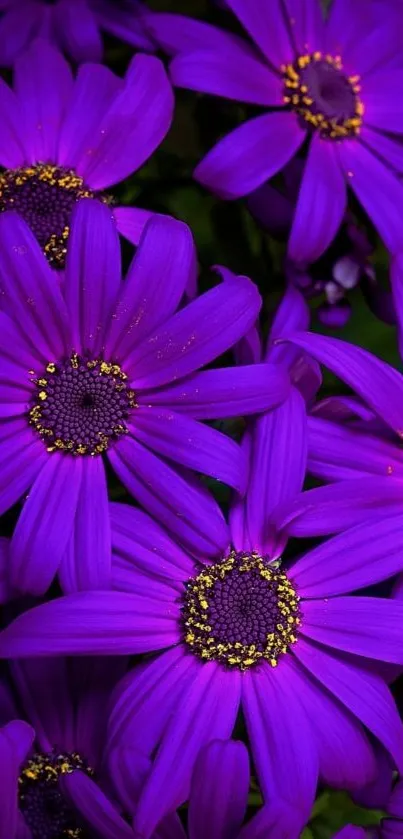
[19,751,92,839]
[283,53,363,139]
[29,353,136,456]
[182,552,301,670]
[0,164,111,269]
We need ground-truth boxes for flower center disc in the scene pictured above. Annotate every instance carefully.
[182,552,301,670]
[283,52,363,138]
[19,751,92,839]
[30,354,136,456]
[0,164,111,268]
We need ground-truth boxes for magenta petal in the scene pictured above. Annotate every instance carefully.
[108,435,229,557]
[246,387,307,553]
[126,274,261,389]
[14,39,73,163]
[283,0,325,54]
[106,216,196,362]
[333,828,367,839]
[113,205,153,246]
[11,658,75,755]
[59,457,111,593]
[135,662,241,837]
[141,364,290,419]
[131,409,247,493]
[363,71,403,134]
[170,46,282,106]
[0,6,37,69]
[294,637,403,772]
[288,136,347,263]
[0,591,180,657]
[242,658,318,821]
[62,772,133,839]
[58,63,122,171]
[225,0,295,68]
[188,741,250,839]
[81,55,174,190]
[10,455,82,596]
[145,12,258,57]
[195,112,305,200]
[301,597,403,664]
[287,332,403,436]
[0,421,48,517]
[0,213,70,362]
[64,200,120,356]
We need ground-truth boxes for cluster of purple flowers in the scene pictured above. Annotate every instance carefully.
[1,0,403,837]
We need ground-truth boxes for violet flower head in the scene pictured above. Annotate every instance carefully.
[0,654,129,839]
[4,371,403,837]
[151,0,403,264]
[0,201,288,597]
[0,0,153,66]
[0,39,173,262]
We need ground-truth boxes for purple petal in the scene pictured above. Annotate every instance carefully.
[59,457,111,593]
[135,662,241,837]
[125,273,262,388]
[0,6,38,68]
[0,539,9,605]
[301,597,403,664]
[246,387,307,553]
[80,55,174,190]
[0,591,180,657]
[113,205,153,246]
[195,112,305,200]
[107,647,196,755]
[229,430,252,553]
[62,772,133,839]
[105,216,196,362]
[0,421,48,517]
[144,12,257,57]
[238,806,303,839]
[388,779,403,819]
[0,720,35,839]
[110,502,194,584]
[0,79,25,167]
[340,19,402,78]
[72,657,127,769]
[276,478,403,539]
[283,0,325,54]
[287,332,403,436]
[333,828,367,839]
[11,658,75,754]
[288,136,347,263]
[170,46,282,106]
[0,213,70,363]
[64,200,120,357]
[363,71,403,134]
[188,741,249,839]
[294,637,403,771]
[14,39,73,163]
[108,746,151,817]
[10,455,82,596]
[142,364,290,419]
[293,665,376,791]
[108,434,229,557]
[131,409,247,493]
[337,140,403,253]
[58,63,122,171]
[308,416,403,481]
[224,0,295,68]
[267,286,310,365]
[361,125,403,173]
[54,0,102,63]
[242,658,318,821]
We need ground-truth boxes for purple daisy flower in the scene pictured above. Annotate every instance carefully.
[0,38,173,263]
[0,200,287,596]
[148,0,403,264]
[0,654,132,839]
[0,0,153,66]
[4,390,403,837]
